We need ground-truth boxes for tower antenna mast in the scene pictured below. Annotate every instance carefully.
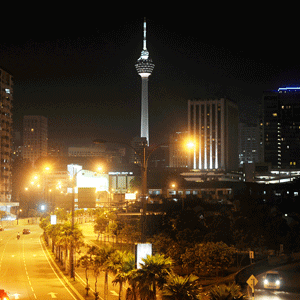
[143,17,147,51]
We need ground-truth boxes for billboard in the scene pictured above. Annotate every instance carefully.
[135,243,152,269]
[78,187,97,208]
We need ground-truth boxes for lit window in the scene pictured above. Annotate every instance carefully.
[273,113,277,117]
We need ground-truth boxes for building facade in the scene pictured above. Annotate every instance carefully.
[0,68,13,202]
[23,115,48,164]
[169,131,189,168]
[238,122,262,167]
[188,98,239,172]
[263,87,300,169]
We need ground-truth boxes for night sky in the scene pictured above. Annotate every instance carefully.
[1,14,299,149]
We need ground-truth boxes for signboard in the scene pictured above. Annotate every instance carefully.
[125,193,137,200]
[135,243,152,269]
[247,274,258,289]
[78,187,97,208]
[50,215,57,225]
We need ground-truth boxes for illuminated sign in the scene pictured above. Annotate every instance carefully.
[50,215,57,225]
[135,243,152,269]
[125,193,137,200]
[278,87,300,91]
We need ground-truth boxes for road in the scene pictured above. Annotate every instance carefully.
[248,263,300,299]
[0,225,83,300]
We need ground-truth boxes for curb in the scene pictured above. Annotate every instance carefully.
[40,235,85,300]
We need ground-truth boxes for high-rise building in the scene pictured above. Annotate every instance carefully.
[238,123,262,167]
[0,68,13,202]
[188,98,239,171]
[135,18,155,146]
[23,115,48,164]
[169,131,189,168]
[262,87,300,169]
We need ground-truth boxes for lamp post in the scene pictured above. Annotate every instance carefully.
[69,165,84,279]
[93,139,164,243]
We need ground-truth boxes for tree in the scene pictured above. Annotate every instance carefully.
[77,254,93,295]
[87,245,116,300]
[208,283,246,300]
[56,222,84,273]
[94,214,109,241]
[110,251,135,300]
[181,242,235,277]
[135,254,173,300]
[162,273,200,300]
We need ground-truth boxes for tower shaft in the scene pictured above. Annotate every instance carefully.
[141,76,149,143]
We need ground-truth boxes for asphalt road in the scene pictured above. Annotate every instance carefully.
[0,225,83,300]
[247,263,300,299]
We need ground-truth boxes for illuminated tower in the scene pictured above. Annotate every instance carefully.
[135,18,155,145]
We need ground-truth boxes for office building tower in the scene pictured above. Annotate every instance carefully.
[0,68,13,202]
[169,131,189,168]
[238,123,262,167]
[23,116,48,164]
[263,87,300,169]
[135,18,155,146]
[188,98,239,171]
[130,136,147,165]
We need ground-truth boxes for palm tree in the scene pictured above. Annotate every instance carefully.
[110,251,135,300]
[208,283,246,300]
[92,255,103,300]
[56,222,84,273]
[125,269,139,300]
[136,254,173,300]
[162,273,200,300]
[77,254,93,295]
[87,245,116,300]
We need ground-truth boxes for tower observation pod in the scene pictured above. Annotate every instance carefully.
[135,17,155,146]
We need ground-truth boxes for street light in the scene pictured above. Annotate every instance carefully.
[68,164,84,279]
[93,139,164,243]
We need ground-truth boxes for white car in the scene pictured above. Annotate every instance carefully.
[263,270,282,290]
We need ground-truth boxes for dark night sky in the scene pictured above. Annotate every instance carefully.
[1,13,299,149]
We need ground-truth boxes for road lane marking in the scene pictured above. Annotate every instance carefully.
[22,236,38,299]
[39,237,84,300]
[48,292,58,298]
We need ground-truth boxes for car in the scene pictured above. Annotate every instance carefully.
[22,228,30,234]
[263,270,282,290]
[0,289,9,300]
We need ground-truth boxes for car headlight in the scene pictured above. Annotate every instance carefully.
[276,280,280,285]
[264,279,269,284]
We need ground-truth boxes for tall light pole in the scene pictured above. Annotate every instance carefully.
[93,139,163,243]
[69,164,83,279]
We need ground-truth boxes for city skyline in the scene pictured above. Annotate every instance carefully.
[1,16,299,148]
